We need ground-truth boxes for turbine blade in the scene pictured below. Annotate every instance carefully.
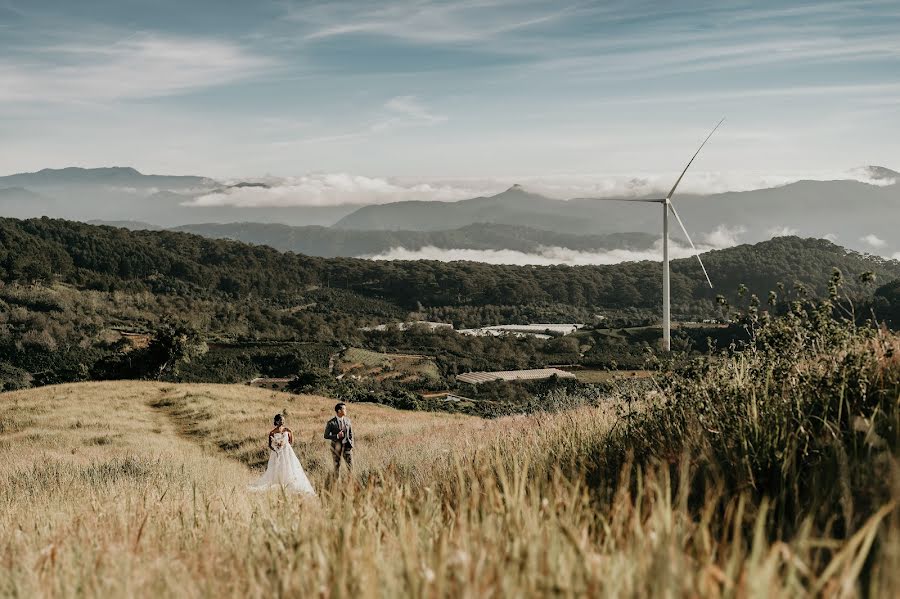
[666,117,725,200]
[669,203,713,288]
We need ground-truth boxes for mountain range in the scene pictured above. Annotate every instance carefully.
[333,174,900,255]
[2,165,898,259]
[170,222,659,257]
[0,167,360,227]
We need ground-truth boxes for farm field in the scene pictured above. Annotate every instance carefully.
[334,347,443,384]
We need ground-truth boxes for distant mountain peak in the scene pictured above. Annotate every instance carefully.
[0,166,215,190]
[854,165,899,183]
[865,165,899,179]
[34,166,142,176]
[507,183,525,192]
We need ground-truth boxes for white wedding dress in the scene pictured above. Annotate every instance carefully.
[248,431,316,495]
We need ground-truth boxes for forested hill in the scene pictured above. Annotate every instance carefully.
[172,222,659,257]
[2,217,898,314]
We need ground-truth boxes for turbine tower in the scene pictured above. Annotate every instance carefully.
[595,119,723,351]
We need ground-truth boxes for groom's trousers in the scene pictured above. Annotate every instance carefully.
[331,441,352,475]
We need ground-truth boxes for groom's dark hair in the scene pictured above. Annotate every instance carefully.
[334,402,345,413]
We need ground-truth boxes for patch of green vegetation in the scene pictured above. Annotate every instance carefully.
[2,216,898,394]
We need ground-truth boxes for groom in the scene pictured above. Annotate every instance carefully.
[324,402,353,478]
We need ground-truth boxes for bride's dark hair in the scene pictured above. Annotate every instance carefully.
[273,413,284,426]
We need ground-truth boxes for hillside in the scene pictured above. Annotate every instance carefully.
[88,219,163,230]
[3,217,898,314]
[334,184,593,232]
[174,222,658,257]
[0,381,488,594]
[875,277,900,326]
[2,216,898,393]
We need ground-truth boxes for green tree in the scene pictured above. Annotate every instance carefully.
[145,319,208,379]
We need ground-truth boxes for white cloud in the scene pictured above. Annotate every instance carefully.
[363,244,673,266]
[0,33,272,104]
[184,166,898,207]
[292,1,568,44]
[768,226,799,238]
[703,225,746,248]
[268,96,447,148]
[893,252,900,261]
[187,173,497,207]
[382,96,445,124]
[824,233,838,242]
[363,231,738,266]
[860,233,887,248]
[374,95,447,131]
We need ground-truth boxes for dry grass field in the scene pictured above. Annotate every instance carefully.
[1,378,896,597]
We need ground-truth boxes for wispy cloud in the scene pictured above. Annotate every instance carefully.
[0,1,897,179]
[576,82,900,109]
[382,95,445,125]
[373,95,447,132]
[543,34,900,82]
[768,226,799,238]
[861,233,887,248]
[270,95,446,147]
[0,32,273,104]
[287,1,900,85]
[290,0,571,44]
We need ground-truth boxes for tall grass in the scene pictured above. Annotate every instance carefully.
[1,304,898,597]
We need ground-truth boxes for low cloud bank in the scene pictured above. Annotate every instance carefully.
[185,168,896,208]
[363,230,737,266]
[187,173,495,207]
[362,225,899,265]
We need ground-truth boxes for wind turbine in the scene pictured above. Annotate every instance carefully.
[594,119,723,351]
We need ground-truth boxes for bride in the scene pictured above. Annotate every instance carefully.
[248,413,316,495]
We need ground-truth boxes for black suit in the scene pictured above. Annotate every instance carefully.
[324,416,353,474]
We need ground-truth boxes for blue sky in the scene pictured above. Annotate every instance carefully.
[1,0,899,188]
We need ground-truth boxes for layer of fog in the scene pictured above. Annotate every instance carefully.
[362,225,900,266]
[364,244,699,265]
[185,167,896,208]
[363,225,745,265]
